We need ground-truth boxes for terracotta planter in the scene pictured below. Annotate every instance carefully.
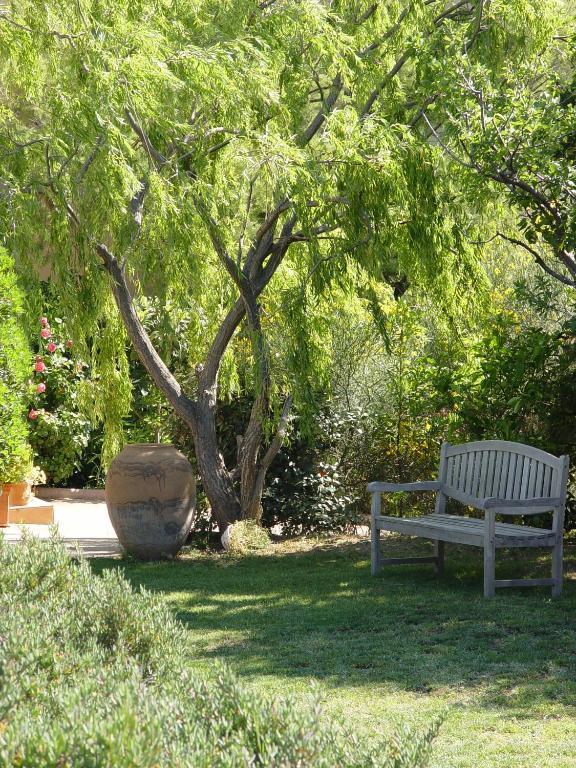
[9,481,32,507]
[105,444,195,560]
[0,484,10,527]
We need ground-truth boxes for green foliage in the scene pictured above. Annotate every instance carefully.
[30,408,91,484]
[441,299,576,528]
[0,247,32,483]
[77,302,132,470]
[0,0,549,438]
[314,296,455,520]
[327,263,576,528]
[263,408,362,534]
[0,0,569,525]
[420,11,576,284]
[0,533,439,767]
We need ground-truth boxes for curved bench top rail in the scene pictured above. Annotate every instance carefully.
[442,440,568,504]
[443,440,565,466]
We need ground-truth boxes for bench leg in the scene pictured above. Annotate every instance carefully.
[552,536,563,597]
[371,521,381,575]
[483,511,496,598]
[370,493,381,576]
[435,540,444,576]
[483,543,496,598]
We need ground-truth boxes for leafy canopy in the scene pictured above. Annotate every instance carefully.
[0,0,560,444]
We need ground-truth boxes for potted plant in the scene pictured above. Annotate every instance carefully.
[9,462,46,507]
[0,446,32,525]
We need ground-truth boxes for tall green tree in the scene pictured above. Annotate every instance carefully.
[415,13,576,285]
[0,0,556,531]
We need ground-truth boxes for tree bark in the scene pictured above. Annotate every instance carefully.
[186,400,241,530]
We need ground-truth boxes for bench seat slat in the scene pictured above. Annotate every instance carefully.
[375,513,556,549]
[426,513,552,537]
[374,515,484,546]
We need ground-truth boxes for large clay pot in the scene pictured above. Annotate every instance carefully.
[105,444,195,560]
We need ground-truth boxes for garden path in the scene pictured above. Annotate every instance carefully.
[2,496,122,557]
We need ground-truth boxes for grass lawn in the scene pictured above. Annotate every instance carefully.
[92,535,576,767]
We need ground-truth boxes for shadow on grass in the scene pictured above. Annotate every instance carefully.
[91,536,576,716]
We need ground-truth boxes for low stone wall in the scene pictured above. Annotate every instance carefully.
[34,487,106,502]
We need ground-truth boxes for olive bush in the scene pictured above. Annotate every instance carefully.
[0,533,440,767]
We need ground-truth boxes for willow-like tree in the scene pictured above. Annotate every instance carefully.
[414,9,575,286]
[0,0,555,531]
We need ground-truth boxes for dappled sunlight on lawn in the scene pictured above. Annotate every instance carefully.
[92,536,576,767]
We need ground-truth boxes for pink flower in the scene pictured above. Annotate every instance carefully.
[28,409,39,420]
[66,340,73,349]
[47,342,57,353]
[40,328,51,339]
[34,360,46,373]
[40,317,48,326]
[36,382,46,394]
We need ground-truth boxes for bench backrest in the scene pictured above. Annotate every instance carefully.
[439,440,569,507]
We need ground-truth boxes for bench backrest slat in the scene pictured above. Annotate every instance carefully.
[441,441,568,506]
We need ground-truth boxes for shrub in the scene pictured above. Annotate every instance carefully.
[441,310,576,529]
[225,520,271,554]
[262,409,363,535]
[0,247,32,483]
[0,533,440,767]
[0,537,436,768]
[27,315,92,484]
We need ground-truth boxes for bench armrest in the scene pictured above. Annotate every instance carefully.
[367,481,442,493]
[480,496,562,514]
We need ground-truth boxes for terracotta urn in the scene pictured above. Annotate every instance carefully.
[105,444,195,560]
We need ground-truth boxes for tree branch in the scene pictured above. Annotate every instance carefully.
[495,232,576,287]
[242,394,293,519]
[95,243,196,418]
[356,3,379,24]
[360,53,410,118]
[359,3,414,58]
[199,297,246,394]
[299,74,343,146]
[0,11,86,41]
[359,0,479,118]
[77,134,104,182]
[421,112,475,168]
[260,395,293,472]
[124,108,166,167]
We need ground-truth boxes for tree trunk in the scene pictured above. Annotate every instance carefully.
[97,228,294,534]
[185,400,241,533]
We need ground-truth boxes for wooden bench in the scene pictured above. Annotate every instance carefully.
[368,441,570,597]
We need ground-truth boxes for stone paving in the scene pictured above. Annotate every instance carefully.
[2,496,122,557]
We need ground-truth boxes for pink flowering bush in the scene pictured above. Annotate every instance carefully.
[28,316,91,483]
